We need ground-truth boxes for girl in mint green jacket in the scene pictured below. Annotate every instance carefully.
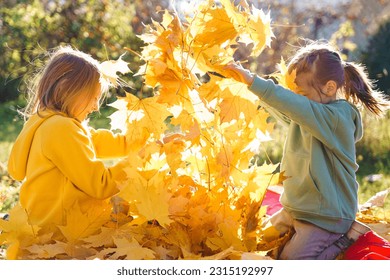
[223,42,389,259]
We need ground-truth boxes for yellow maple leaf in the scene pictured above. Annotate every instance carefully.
[99,54,131,87]
[164,222,193,255]
[196,45,235,76]
[100,237,156,260]
[58,201,111,243]
[206,221,245,252]
[216,144,234,179]
[242,200,263,251]
[82,226,118,248]
[109,93,170,150]
[219,93,258,124]
[146,10,183,58]
[258,225,292,254]
[162,140,187,175]
[0,204,40,259]
[126,94,170,136]
[219,0,273,57]
[233,163,279,202]
[25,242,67,259]
[252,108,274,135]
[274,57,298,93]
[0,204,39,240]
[217,78,259,123]
[219,0,247,27]
[243,7,273,56]
[144,59,193,106]
[139,11,194,107]
[186,0,237,49]
[198,73,223,105]
[161,10,184,51]
[169,108,197,133]
[120,168,173,227]
[169,90,214,133]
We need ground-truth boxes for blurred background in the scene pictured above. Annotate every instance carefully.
[1,0,389,212]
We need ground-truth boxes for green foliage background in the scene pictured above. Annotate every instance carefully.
[0,0,146,102]
[362,20,390,96]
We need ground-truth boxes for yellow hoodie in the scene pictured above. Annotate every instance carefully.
[8,110,129,227]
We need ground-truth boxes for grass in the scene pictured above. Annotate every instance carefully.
[0,100,389,213]
[0,99,24,143]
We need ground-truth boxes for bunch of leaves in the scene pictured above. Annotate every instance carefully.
[0,0,289,260]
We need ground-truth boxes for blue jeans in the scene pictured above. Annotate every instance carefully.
[267,209,347,260]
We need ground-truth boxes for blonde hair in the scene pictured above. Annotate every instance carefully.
[288,42,390,117]
[25,45,107,119]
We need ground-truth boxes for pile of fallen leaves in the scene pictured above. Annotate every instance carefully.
[2,0,388,260]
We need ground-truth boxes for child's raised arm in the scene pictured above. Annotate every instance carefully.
[221,62,255,86]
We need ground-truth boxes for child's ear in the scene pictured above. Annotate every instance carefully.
[324,80,337,96]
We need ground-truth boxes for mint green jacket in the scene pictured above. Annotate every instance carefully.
[249,76,363,233]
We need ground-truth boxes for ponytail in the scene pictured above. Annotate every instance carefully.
[343,62,390,117]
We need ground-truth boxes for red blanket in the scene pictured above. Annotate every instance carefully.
[344,231,390,260]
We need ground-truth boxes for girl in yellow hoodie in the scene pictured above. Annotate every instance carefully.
[8,46,129,227]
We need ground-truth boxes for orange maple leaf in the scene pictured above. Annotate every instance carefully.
[274,57,298,93]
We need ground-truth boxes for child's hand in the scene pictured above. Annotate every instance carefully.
[222,62,255,86]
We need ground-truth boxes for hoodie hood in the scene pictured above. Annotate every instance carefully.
[8,110,62,180]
